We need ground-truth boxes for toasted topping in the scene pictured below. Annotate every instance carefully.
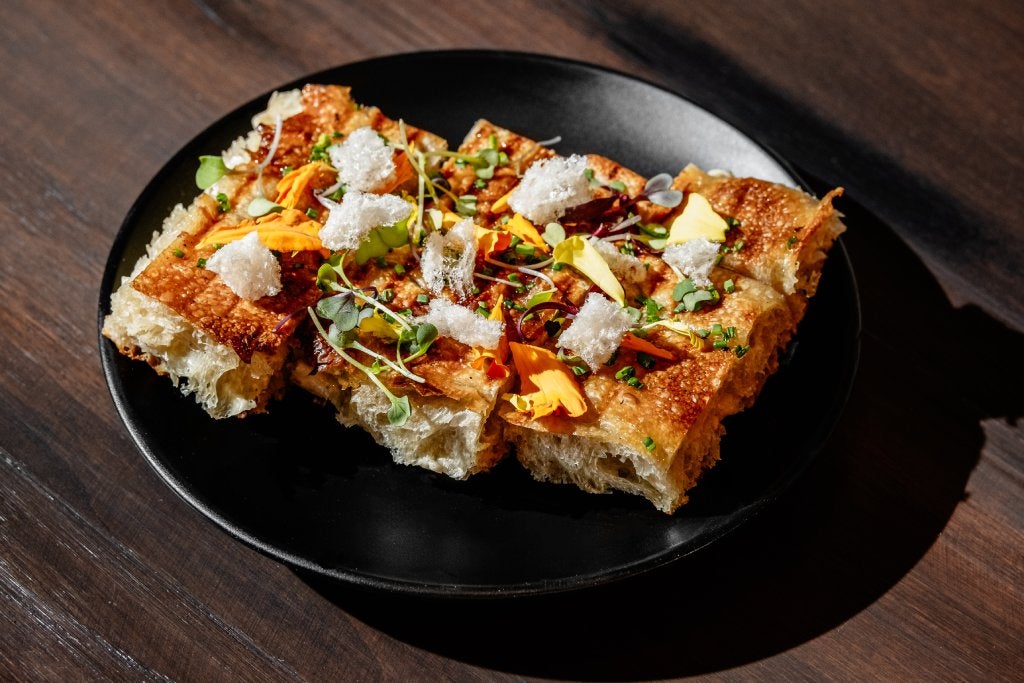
[667,192,729,244]
[553,234,625,305]
[506,342,588,419]
[318,190,411,251]
[556,293,633,369]
[328,126,396,192]
[508,155,593,224]
[662,238,720,287]
[417,298,503,350]
[205,231,281,301]
[421,218,477,300]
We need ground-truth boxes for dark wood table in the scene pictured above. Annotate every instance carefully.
[3,1,1021,679]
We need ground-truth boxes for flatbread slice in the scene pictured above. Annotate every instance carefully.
[103,84,446,418]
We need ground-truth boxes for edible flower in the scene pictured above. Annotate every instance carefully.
[475,226,513,258]
[471,293,511,379]
[505,213,550,253]
[196,208,325,253]
[618,332,675,360]
[505,342,587,419]
[667,193,730,244]
[275,161,335,209]
[552,234,625,305]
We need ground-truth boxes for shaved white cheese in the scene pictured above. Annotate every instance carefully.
[557,293,633,370]
[591,237,646,284]
[251,89,304,128]
[221,130,262,170]
[417,298,503,350]
[205,231,281,301]
[328,126,396,193]
[318,190,411,251]
[421,219,477,301]
[508,154,592,224]
[662,238,720,287]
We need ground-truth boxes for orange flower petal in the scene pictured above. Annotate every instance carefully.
[619,332,675,360]
[506,342,587,419]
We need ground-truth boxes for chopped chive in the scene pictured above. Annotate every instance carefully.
[723,279,735,293]
[626,376,644,389]
[196,258,207,269]
[552,262,564,271]
[636,352,655,370]
[695,328,710,339]
[571,365,587,376]
[375,256,387,268]
[786,235,798,248]
[394,263,406,276]
[615,365,635,381]
[515,243,535,257]
[215,192,231,212]
[713,340,729,350]
[734,345,750,358]
[642,436,656,452]
[379,288,394,303]
[726,326,737,340]
[711,323,724,337]
[306,207,319,219]
[415,294,430,304]
[173,249,185,258]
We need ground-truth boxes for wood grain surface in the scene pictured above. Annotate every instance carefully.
[2,0,1022,680]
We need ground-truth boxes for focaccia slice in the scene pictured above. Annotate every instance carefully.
[670,164,845,318]
[503,267,793,513]
[103,84,447,418]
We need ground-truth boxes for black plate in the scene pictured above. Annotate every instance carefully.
[98,51,860,598]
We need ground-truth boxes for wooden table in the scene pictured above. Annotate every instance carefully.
[3,1,1021,679]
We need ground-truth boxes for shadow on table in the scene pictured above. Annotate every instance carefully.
[299,187,1024,679]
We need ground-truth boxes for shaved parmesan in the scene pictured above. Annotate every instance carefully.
[251,89,304,128]
[662,238,720,287]
[557,293,633,369]
[205,231,281,301]
[421,218,477,300]
[508,155,592,224]
[590,237,646,284]
[318,190,410,251]
[418,298,503,350]
[328,126,396,192]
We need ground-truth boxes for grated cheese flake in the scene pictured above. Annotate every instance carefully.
[318,190,410,251]
[662,238,720,287]
[421,218,477,301]
[328,126,396,193]
[557,293,633,369]
[251,89,304,128]
[417,298,503,350]
[590,237,646,284]
[507,154,592,224]
[205,231,281,301]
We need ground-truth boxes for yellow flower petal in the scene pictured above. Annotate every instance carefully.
[552,235,625,305]
[506,342,587,419]
[358,311,401,340]
[506,213,550,252]
[490,187,514,214]
[667,192,729,244]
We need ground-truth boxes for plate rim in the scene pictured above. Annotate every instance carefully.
[98,49,861,598]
